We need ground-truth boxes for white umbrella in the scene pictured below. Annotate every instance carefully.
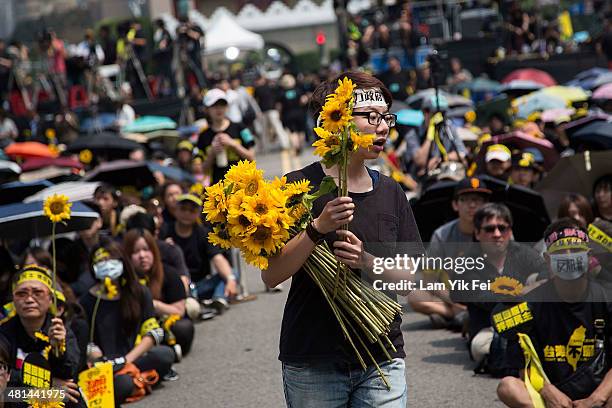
[0,159,21,176]
[204,13,264,55]
[24,181,101,204]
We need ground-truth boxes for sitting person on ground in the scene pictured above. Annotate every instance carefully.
[159,194,237,312]
[123,229,195,358]
[79,241,175,406]
[408,176,491,330]
[0,265,82,406]
[451,203,547,374]
[497,218,612,408]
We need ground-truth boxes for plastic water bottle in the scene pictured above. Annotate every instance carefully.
[216,149,228,167]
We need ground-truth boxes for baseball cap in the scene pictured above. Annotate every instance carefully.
[485,144,511,163]
[204,88,228,107]
[454,177,492,197]
[176,193,203,207]
[177,140,194,152]
[512,151,537,169]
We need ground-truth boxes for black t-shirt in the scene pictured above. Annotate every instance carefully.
[450,241,547,341]
[158,239,189,278]
[506,280,612,389]
[79,286,157,359]
[279,162,424,365]
[159,222,224,283]
[254,84,277,112]
[197,121,255,185]
[159,265,186,305]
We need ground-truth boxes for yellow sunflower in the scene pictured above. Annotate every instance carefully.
[79,149,93,164]
[320,97,352,133]
[333,77,356,104]
[312,127,341,158]
[288,202,308,223]
[350,131,375,151]
[203,182,228,224]
[104,277,118,299]
[242,223,287,255]
[284,179,311,198]
[208,225,233,249]
[225,160,263,195]
[244,250,269,270]
[227,202,257,238]
[490,276,524,296]
[272,176,287,190]
[43,194,72,223]
[26,400,65,408]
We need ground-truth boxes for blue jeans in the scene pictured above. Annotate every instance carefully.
[194,268,241,301]
[282,358,407,408]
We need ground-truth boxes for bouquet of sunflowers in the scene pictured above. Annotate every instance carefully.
[203,79,402,388]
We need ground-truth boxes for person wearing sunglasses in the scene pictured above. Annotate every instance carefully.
[452,203,547,373]
[498,218,612,408]
[0,265,82,405]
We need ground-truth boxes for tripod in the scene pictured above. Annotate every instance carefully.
[120,44,153,101]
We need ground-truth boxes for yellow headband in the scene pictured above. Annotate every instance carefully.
[589,223,612,253]
[547,237,590,253]
[93,248,111,265]
[14,270,53,291]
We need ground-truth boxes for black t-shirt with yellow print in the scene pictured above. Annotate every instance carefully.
[506,280,612,388]
[197,121,256,185]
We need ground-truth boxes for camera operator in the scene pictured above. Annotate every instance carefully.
[176,16,205,89]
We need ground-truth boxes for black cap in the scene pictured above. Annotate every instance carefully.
[454,177,492,197]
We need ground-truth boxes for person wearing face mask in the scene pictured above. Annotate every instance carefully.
[0,265,82,407]
[78,242,175,405]
[262,71,424,407]
[497,218,612,408]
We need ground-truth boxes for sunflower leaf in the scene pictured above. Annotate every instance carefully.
[304,176,337,203]
[223,182,234,196]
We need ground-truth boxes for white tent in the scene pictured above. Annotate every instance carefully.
[204,13,264,55]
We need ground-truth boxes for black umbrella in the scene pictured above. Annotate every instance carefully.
[0,180,53,205]
[411,180,460,241]
[0,201,98,240]
[66,132,141,158]
[84,160,156,189]
[479,175,551,242]
[412,176,550,243]
[570,120,612,151]
[536,150,612,217]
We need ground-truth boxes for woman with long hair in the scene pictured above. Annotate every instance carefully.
[557,193,594,228]
[123,229,195,356]
[262,71,423,407]
[79,240,174,405]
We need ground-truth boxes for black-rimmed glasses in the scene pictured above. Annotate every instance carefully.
[353,111,397,127]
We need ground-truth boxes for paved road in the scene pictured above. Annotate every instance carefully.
[133,149,506,408]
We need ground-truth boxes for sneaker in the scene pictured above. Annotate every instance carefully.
[163,368,179,382]
[211,298,229,315]
[199,307,217,321]
[266,283,283,292]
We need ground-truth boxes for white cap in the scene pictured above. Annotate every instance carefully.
[485,144,511,163]
[204,88,228,107]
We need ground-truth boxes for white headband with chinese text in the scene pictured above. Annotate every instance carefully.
[353,88,387,109]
